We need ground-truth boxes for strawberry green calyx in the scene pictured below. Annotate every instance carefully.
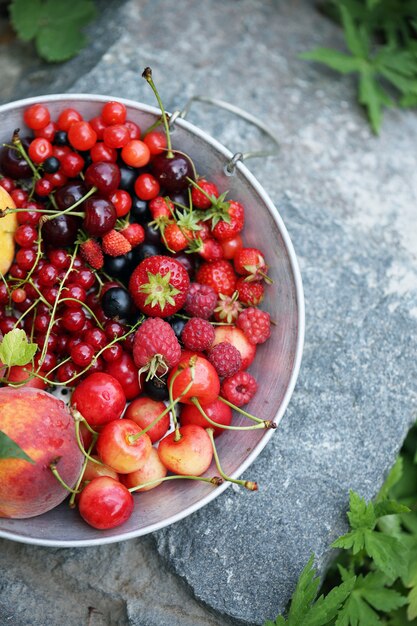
[139,270,180,311]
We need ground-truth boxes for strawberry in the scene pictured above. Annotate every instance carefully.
[234,247,270,282]
[164,222,190,252]
[190,178,219,210]
[120,223,145,247]
[149,196,174,220]
[102,230,132,257]
[129,255,190,317]
[196,259,237,296]
[211,200,245,241]
[235,277,264,306]
[79,238,104,270]
[133,317,181,378]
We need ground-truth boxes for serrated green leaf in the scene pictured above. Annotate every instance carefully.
[0,430,34,463]
[303,577,356,626]
[340,3,367,58]
[358,71,382,133]
[286,555,321,623]
[377,457,403,501]
[35,25,88,62]
[9,0,43,41]
[379,66,417,96]
[374,500,410,518]
[347,491,376,530]
[0,329,37,367]
[360,571,407,612]
[336,590,381,626]
[364,530,407,579]
[300,48,362,74]
[332,529,366,554]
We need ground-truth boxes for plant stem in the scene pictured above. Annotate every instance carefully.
[192,397,272,430]
[142,67,173,157]
[128,473,223,493]
[206,428,258,491]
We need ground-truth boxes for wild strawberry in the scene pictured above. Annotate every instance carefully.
[211,200,245,241]
[149,196,174,220]
[184,283,217,319]
[197,238,224,262]
[234,247,270,282]
[207,342,242,378]
[237,307,271,344]
[214,291,243,324]
[102,229,132,257]
[133,317,181,378]
[164,222,190,252]
[120,222,145,247]
[79,238,104,270]
[191,178,219,210]
[196,259,237,296]
[129,255,190,317]
[181,317,215,352]
[221,370,258,406]
[235,278,264,306]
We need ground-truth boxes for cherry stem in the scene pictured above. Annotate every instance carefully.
[128,473,223,493]
[73,413,104,466]
[191,397,271,430]
[69,431,98,508]
[49,458,80,494]
[142,67,173,158]
[217,396,265,424]
[43,186,97,222]
[206,428,258,491]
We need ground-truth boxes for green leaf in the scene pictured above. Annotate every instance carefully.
[303,577,356,626]
[358,70,383,133]
[379,66,417,96]
[9,0,96,62]
[374,500,410,518]
[300,48,361,74]
[364,530,407,579]
[340,3,367,58]
[376,457,403,501]
[0,329,37,367]
[347,491,376,530]
[0,430,34,464]
[9,0,42,41]
[286,555,321,624]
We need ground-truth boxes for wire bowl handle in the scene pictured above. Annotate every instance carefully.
[169,95,279,175]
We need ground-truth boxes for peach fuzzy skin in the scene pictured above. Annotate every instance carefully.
[0,186,17,276]
[0,387,83,519]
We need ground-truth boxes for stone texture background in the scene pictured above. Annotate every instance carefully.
[1,1,416,625]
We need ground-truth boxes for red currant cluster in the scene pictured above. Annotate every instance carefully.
[0,69,275,530]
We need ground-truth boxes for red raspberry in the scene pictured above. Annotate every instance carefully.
[79,239,104,270]
[236,278,264,306]
[208,342,242,378]
[237,307,271,345]
[133,317,181,378]
[102,229,132,257]
[184,283,217,319]
[181,317,215,352]
[221,371,258,406]
[196,260,237,296]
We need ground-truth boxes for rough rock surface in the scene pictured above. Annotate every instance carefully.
[1,0,416,625]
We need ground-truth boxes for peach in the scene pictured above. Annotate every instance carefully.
[0,186,17,276]
[0,387,83,518]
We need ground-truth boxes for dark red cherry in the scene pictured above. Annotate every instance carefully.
[85,162,121,195]
[0,138,32,179]
[42,214,79,247]
[151,153,194,193]
[83,197,117,237]
[55,181,88,210]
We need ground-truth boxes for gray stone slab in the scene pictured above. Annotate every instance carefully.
[0,0,417,625]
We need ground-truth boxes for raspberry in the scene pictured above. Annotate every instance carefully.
[221,371,258,406]
[237,307,271,344]
[208,342,242,378]
[79,239,103,270]
[181,317,215,352]
[102,229,132,257]
[184,283,217,319]
[133,317,181,378]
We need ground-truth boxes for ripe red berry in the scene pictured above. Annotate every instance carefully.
[23,104,50,130]
[79,238,104,270]
[221,370,258,406]
[133,317,181,377]
[181,317,215,352]
[237,307,271,344]
[191,179,219,210]
[184,283,217,319]
[78,476,134,530]
[102,229,132,257]
[207,341,242,378]
[120,222,145,247]
[68,121,97,151]
[71,372,126,429]
[121,139,150,168]
[134,173,160,200]
[28,138,53,164]
[196,259,237,296]
[101,101,127,125]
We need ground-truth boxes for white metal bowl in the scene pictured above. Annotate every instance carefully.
[0,94,304,546]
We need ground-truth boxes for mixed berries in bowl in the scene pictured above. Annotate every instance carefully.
[0,70,304,546]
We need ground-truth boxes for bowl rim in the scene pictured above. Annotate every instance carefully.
[0,93,305,547]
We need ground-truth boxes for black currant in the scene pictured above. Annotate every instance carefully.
[101,287,134,321]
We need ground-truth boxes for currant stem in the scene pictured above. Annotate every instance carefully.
[128,473,223,493]
[43,186,97,221]
[191,397,271,430]
[206,428,258,491]
[142,67,174,158]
